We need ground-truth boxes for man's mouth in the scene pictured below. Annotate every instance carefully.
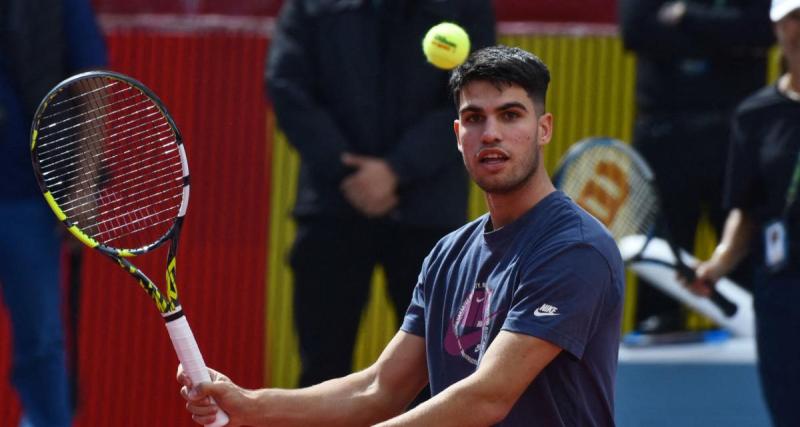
[478,150,509,164]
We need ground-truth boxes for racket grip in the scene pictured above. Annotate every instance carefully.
[675,263,738,318]
[165,314,230,426]
[709,289,738,317]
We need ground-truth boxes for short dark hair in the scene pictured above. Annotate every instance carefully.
[449,45,550,114]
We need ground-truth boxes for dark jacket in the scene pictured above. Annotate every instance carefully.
[619,0,774,113]
[266,0,496,228]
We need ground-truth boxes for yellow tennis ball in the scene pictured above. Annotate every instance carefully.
[422,22,471,70]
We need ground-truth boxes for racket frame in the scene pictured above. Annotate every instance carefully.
[30,70,228,426]
[31,70,189,314]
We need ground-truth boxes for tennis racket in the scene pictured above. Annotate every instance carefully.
[30,70,229,426]
[553,137,737,317]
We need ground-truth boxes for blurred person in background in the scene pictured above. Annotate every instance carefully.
[265,0,495,388]
[619,0,774,334]
[0,0,107,425]
[684,1,800,425]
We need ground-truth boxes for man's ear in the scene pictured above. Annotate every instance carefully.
[454,119,463,153]
[537,113,553,147]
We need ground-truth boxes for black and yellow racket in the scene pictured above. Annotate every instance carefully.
[31,71,228,426]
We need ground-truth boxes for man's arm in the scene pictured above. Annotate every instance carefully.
[689,208,756,296]
[179,331,428,426]
[375,331,561,427]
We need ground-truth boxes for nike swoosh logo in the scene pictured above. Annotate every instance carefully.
[533,310,560,317]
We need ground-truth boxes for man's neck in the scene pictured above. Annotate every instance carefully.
[485,174,556,230]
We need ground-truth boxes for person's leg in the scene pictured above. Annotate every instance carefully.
[0,200,72,427]
[290,216,376,387]
[753,270,800,427]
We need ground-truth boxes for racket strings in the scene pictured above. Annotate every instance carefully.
[47,140,179,205]
[34,76,184,250]
[612,170,659,236]
[36,96,154,152]
[92,196,182,245]
[42,79,123,113]
[36,103,163,168]
[64,172,182,228]
[558,145,659,241]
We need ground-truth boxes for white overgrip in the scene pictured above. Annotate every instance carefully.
[165,314,230,426]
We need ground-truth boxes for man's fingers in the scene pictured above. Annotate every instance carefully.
[192,412,220,425]
[177,366,193,388]
[688,280,713,297]
[187,394,217,410]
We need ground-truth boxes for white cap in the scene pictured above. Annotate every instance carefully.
[771,0,800,22]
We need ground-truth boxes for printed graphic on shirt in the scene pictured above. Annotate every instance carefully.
[444,282,504,365]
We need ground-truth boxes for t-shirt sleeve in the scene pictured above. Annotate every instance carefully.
[723,114,762,212]
[502,244,617,359]
[400,257,429,337]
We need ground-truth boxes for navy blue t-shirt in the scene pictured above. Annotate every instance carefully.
[401,191,624,426]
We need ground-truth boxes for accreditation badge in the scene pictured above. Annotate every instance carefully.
[764,219,788,273]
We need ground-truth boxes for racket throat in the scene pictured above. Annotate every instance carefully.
[163,307,185,323]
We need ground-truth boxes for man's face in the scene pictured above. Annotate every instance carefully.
[776,9,800,67]
[454,81,552,194]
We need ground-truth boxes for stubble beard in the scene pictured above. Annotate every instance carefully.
[472,141,540,195]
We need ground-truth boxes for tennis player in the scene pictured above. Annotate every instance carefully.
[178,45,624,426]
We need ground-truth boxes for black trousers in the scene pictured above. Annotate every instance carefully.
[632,112,730,322]
[753,269,800,427]
[289,216,451,387]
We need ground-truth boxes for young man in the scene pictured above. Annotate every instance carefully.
[179,45,624,427]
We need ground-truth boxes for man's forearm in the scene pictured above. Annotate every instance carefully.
[242,370,400,427]
[374,376,507,427]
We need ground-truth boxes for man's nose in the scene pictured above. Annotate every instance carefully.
[481,117,501,144]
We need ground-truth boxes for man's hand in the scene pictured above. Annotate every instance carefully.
[340,153,399,218]
[677,260,722,298]
[177,365,251,426]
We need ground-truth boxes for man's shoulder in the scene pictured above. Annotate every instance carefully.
[434,214,487,250]
[522,192,622,270]
[535,192,615,245]
[736,84,785,118]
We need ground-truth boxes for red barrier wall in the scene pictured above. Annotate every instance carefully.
[90,0,619,23]
[0,30,270,426]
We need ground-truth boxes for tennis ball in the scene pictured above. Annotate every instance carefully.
[422,22,471,70]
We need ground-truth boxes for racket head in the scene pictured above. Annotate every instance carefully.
[553,137,659,243]
[31,71,189,256]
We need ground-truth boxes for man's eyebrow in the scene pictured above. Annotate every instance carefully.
[496,101,528,111]
[459,105,483,115]
[459,102,529,115]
